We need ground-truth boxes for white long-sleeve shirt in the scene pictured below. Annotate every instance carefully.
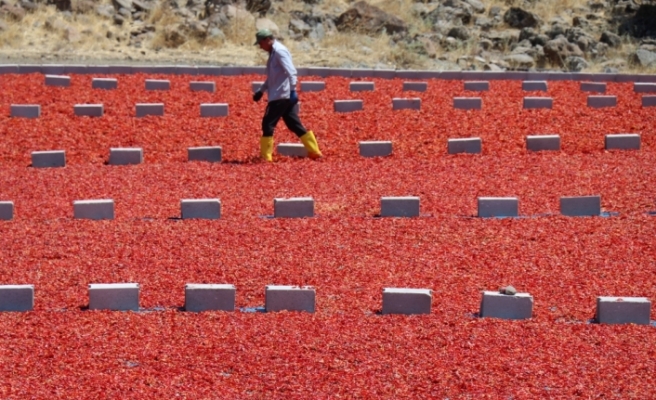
[259,40,297,102]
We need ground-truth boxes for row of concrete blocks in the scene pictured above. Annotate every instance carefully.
[6,64,656,82]
[0,284,649,324]
[10,103,230,118]
[0,195,611,221]
[446,134,641,154]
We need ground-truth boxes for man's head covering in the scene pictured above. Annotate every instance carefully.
[254,29,273,45]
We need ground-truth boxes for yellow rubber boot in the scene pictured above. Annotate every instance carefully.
[260,136,273,162]
[299,130,323,159]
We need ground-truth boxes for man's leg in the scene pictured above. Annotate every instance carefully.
[260,100,287,161]
[282,103,323,159]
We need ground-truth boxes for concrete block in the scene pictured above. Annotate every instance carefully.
[373,69,396,79]
[464,81,489,91]
[392,98,421,110]
[526,135,560,151]
[185,284,235,312]
[635,75,656,82]
[580,82,606,93]
[221,67,243,76]
[643,96,656,107]
[615,74,637,83]
[265,285,315,313]
[448,138,482,154]
[0,201,13,220]
[546,72,573,81]
[274,197,314,218]
[605,134,640,150]
[64,65,89,74]
[506,72,531,80]
[0,285,33,311]
[402,81,427,92]
[11,105,40,118]
[175,65,198,75]
[587,73,616,82]
[523,97,553,109]
[588,95,617,108]
[107,65,133,74]
[306,67,331,77]
[43,64,66,75]
[277,143,308,158]
[187,146,222,162]
[382,288,431,315]
[300,81,325,92]
[145,79,170,91]
[359,141,392,157]
[251,81,264,93]
[32,150,66,168]
[92,78,117,90]
[350,82,375,92]
[88,283,139,311]
[200,103,229,118]
[181,199,221,219]
[189,81,215,92]
[396,70,440,79]
[86,66,110,74]
[480,291,533,320]
[73,199,115,220]
[522,81,548,91]
[440,71,463,80]
[243,66,266,75]
[136,103,164,117]
[109,147,143,165]
[0,65,19,74]
[334,100,363,113]
[74,104,104,117]
[326,68,352,77]
[296,67,309,77]
[453,97,482,110]
[45,74,70,87]
[596,296,651,325]
[380,196,420,218]
[634,83,656,93]
[197,66,222,76]
[17,65,42,74]
[560,195,601,217]
[478,197,519,218]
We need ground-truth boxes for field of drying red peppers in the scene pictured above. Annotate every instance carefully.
[0,73,655,398]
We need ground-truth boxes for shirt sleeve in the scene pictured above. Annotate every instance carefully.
[276,47,298,87]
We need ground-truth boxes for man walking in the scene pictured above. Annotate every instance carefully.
[252,29,322,162]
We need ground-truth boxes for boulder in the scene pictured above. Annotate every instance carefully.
[619,4,656,38]
[503,7,539,29]
[48,0,71,11]
[463,0,485,14]
[246,0,270,16]
[544,36,584,66]
[631,49,656,67]
[1,4,25,20]
[503,53,535,69]
[95,4,115,18]
[600,31,621,47]
[447,26,470,41]
[289,18,311,37]
[336,1,407,35]
[426,5,472,25]
[112,0,132,11]
[565,56,588,71]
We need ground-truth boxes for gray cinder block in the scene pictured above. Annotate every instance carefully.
[73,199,115,220]
[392,98,421,110]
[277,143,308,158]
[588,95,617,108]
[300,81,325,92]
[634,83,656,93]
[181,199,221,219]
[380,196,420,217]
[350,82,375,92]
[0,65,19,74]
[382,288,431,315]
[643,96,656,107]
[560,195,601,217]
[187,146,222,162]
[243,66,265,75]
[107,65,132,74]
[145,79,170,90]
[596,296,651,325]
[32,150,66,168]
[402,82,427,92]
[265,285,315,313]
[251,81,264,93]
[74,104,104,117]
[526,135,560,151]
[185,284,235,312]
[373,69,396,79]
[45,75,70,87]
[222,67,243,76]
[88,283,139,311]
[480,291,533,320]
[605,134,640,150]
[0,201,14,220]
[109,147,143,165]
[453,97,482,110]
[359,141,392,157]
[136,103,164,117]
[464,81,489,91]
[334,100,363,113]
[274,197,314,218]
[522,81,548,91]
[189,81,215,92]
[200,103,229,117]
[478,197,519,218]
[92,78,117,90]
[0,285,34,312]
[523,97,553,109]
[448,138,482,154]
[580,82,606,93]
[10,104,40,118]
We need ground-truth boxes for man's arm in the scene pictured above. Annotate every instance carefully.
[276,47,298,87]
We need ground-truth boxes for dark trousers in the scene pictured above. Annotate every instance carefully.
[262,99,306,138]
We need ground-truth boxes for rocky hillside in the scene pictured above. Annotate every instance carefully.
[0,0,655,72]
